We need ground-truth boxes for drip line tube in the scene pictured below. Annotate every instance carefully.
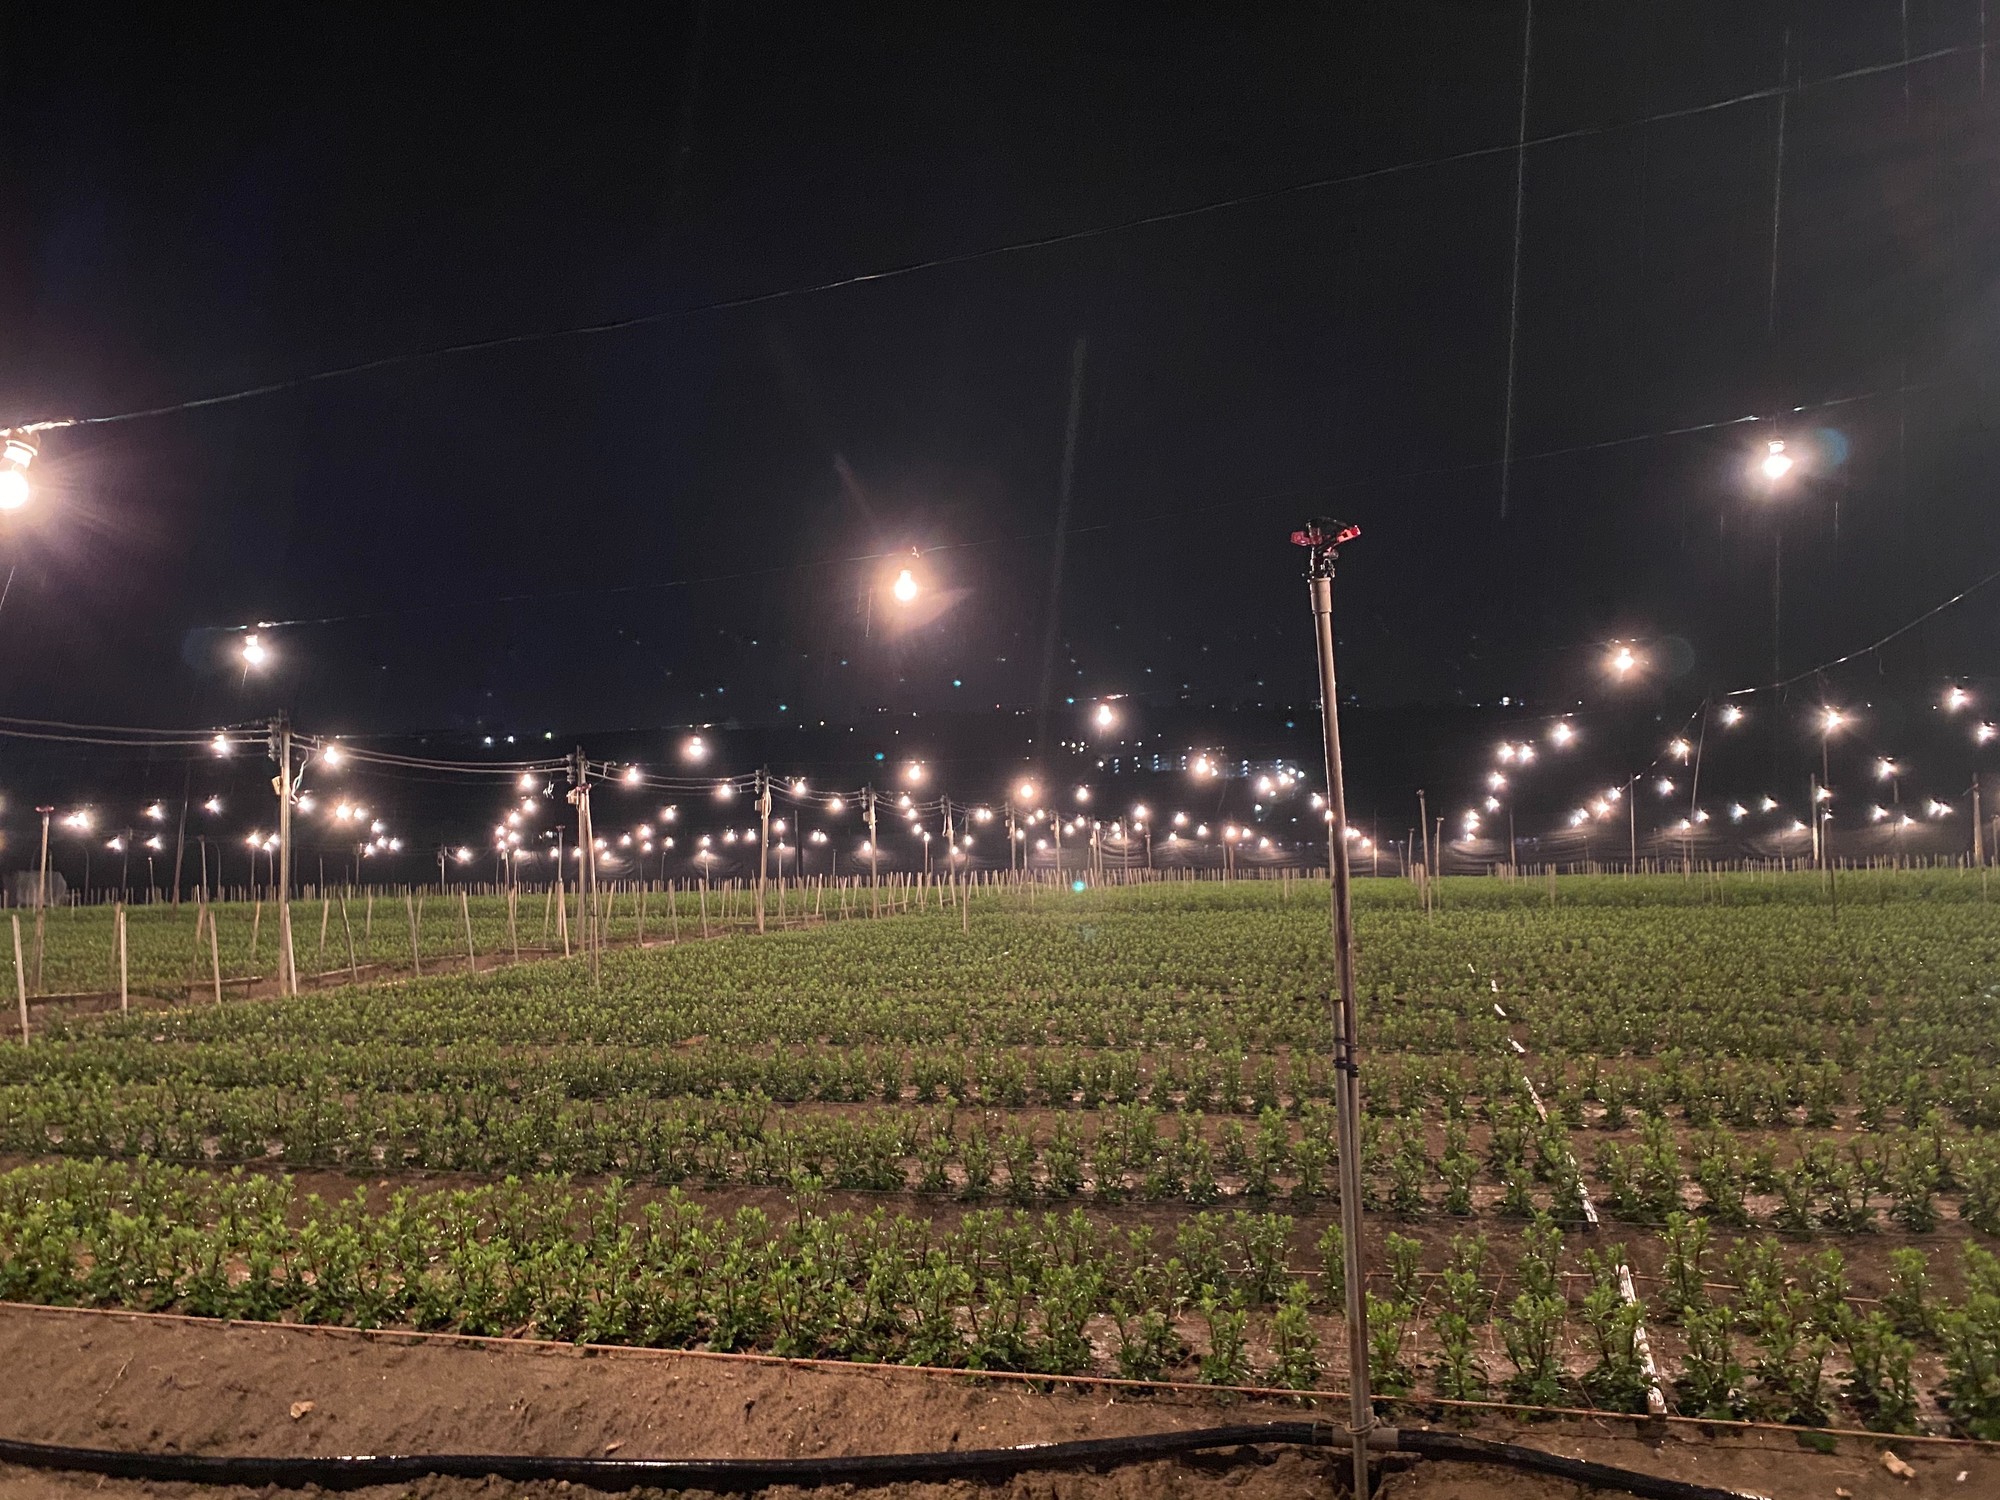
[0,1423,1772,1499]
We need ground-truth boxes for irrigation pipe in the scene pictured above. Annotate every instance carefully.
[2,1300,1990,1450]
[0,1421,1771,1498]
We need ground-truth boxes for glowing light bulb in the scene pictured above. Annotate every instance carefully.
[1719,704,1744,726]
[1094,703,1116,730]
[624,765,642,785]
[0,469,27,511]
[892,568,919,604]
[1549,721,1575,746]
[240,632,267,667]
[1761,439,1794,480]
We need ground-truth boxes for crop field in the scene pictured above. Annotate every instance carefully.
[3,872,1999,1442]
[12,877,813,1000]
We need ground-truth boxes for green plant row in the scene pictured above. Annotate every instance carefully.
[8,1077,2000,1232]
[14,1027,2000,1133]
[8,1159,2000,1435]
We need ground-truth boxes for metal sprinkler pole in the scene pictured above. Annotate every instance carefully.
[1293,518,1372,1499]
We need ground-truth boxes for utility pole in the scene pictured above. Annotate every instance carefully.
[1975,775,1985,867]
[271,715,296,996]
[756,769,771,934]
[865,786,879,916]
[1292,518,1371,1500]
[567,748,600,979]
[1627,778,1637,873]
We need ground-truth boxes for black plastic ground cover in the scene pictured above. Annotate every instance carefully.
[0,1421,1771,1498]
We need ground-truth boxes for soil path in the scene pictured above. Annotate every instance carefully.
[0,1306,1986,1498]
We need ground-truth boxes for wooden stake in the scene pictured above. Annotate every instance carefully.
[12,915,26,1045]
[317,895,331,966]
[336,892,358,983]
[365,888,373,943]
[117,903,128,1013]
[250,899,262,965]
[405,890,423,975]
[507,885,520,962]
[461,888,476,972]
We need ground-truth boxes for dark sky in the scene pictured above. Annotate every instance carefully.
[3,0,1998,754]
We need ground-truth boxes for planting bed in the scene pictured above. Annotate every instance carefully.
[3,871,2000,1484]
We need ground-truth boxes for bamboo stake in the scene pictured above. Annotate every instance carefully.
[365,889,373,943]
[207,905,223,1002]
[250,899,262,965]
[507,885,519,963]
[117,904,128,1013]
[669,879,680,942]
[318,895,331,965]
[405,890,422,976]
[461,888,476,972]
[556,876,569,956]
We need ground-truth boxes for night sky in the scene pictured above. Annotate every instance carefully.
[3,3,1998,863]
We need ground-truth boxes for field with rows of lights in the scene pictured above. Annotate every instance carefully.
[4,871,2000,1439]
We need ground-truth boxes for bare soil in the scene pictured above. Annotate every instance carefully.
[0,1304,1985,1500]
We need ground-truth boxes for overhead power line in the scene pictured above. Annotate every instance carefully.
[5,38,1988,438]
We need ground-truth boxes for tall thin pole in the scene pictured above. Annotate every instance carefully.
[275,716,295,996]
[170,763,191,908]
[1295,519,1371,1499]
[756,769,770,934]
[865,787,879,916]
[32,808,50,994]
[1627,777,1638,873]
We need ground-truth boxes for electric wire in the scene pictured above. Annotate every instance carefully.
[5,39,1987,439]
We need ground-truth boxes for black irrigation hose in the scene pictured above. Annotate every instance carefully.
[0,1422,1773,1499]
